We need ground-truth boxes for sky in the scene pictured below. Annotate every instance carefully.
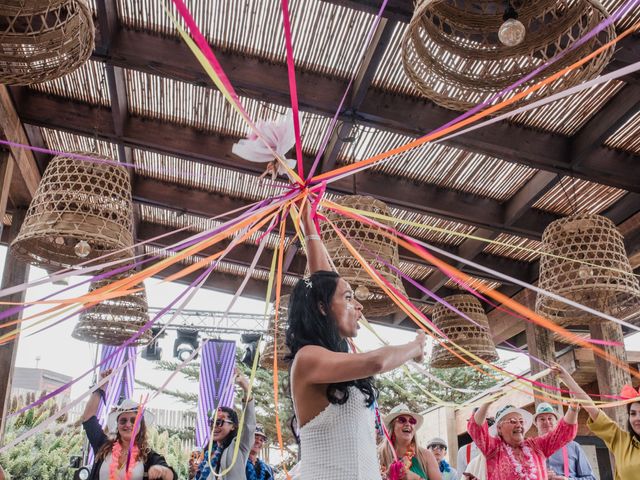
[4,245,640,413]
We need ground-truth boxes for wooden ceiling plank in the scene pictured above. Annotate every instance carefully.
[14,91,562,239]
[88,29,640,191]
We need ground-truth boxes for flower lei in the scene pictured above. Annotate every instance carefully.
[504,443,538,480]
[109,441,139,480]
[439,458,451,473]
[387,448,415,480]
[246,458,271,480]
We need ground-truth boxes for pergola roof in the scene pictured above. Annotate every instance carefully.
[2,0,639,342]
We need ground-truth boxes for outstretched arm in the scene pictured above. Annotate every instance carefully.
[473,402,491,427]
[82,368,111,422]
[300,200,332,273]
[551,363,599,422]
[296,330,426,385]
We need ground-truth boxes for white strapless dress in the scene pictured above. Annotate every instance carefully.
[299,387,382,480]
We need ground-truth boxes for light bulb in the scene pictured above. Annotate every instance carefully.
[354,284,370,301]
[499,18,526,47]
[74,240,91,258]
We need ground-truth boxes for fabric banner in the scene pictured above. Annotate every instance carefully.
[196,339,236,447]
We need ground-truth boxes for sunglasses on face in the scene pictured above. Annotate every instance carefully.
[395,416,417,425]
[210,419,235,427]
[429,444,447,451]
[118,416,138,426]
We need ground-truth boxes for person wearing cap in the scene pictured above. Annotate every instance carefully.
[378,404,442,480]
[533,402,595,480]
[81,369,176,480]
[245,424,274,480]
[194,368,256,480]
[468,365,578,480]
[553,362,640,480]
[427,438,458,480]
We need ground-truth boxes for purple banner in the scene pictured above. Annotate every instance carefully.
[196,339,236,447]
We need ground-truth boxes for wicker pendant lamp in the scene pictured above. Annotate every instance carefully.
[11,153,134,270]
[536,213,640,326]
[430,294,499,368]
[260,295,290,371]
[402,0,615,111]
[320,195,407,317]
[0,0,94,85]
[72,274,151,346]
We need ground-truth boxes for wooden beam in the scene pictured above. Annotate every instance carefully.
[89,29,640,191]
[0,209,29,442]
[0,152,14,239]
[14,91,561,239]
[0,86,40,207]
[525,318,560,404]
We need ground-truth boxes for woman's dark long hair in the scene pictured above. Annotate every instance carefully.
[285,270,377,408]
[627,402,640,444]
[216,406,239,449]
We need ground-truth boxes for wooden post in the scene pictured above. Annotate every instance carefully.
[0,151,14,239]
[0,208,29,443]
[525,321,560,406]
[590,320,631,427]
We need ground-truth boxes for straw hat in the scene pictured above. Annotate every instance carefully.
[384,404,424,430]
[107,399,155,432]
[490,405,533,436]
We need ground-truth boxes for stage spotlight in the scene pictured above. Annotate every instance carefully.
[142,327,164,361]
[174,329,199,361]
[240,333,262,367]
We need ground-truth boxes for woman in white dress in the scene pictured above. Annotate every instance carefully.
[285,205,426,480]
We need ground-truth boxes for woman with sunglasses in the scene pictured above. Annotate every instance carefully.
[81,369,176,480]
[285,206,426,480]
[378,405,441,480]
[468,366,578,480]
[193,368,255,480]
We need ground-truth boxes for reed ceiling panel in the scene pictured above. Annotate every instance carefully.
[532,178,628,215]
[605,110,640,154]
[133,150,290,201]
[39,128,119,159]
[338,126,536,201]
[117,0,374,78]
[482,233,542,263]
[29,60,110,107]
[126,69,331,153]
[140,204,292,251]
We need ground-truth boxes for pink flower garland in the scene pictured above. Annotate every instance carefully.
[504,443,538,480]
[109,442,140,480]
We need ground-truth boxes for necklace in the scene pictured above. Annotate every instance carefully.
[504,443,538,480]
[109,442,139,480]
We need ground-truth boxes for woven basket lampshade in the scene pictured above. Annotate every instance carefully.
[11,153,134,270]
[320,195,407,317]
[72,275,151,346]
[536,213,640,326]
[0,0,94,85]
[430,294,499,368]
[260,295,290,371]
[402,0,615,111]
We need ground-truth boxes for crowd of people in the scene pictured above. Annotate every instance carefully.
[73,205,640,480]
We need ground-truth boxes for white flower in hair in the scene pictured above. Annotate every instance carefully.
[231,111,297,180]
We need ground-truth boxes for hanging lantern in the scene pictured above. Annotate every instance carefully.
[72,274,151,346]
[402,0,615,111]
[260,295,290,371]
[320,195,408,317]
[430,294,499,369]
[0,0,94,85]
[11,153,134,270]
[536,213,640,326]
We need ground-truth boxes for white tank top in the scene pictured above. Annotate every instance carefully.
[99,453,145,480]
[299,387,382,480]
